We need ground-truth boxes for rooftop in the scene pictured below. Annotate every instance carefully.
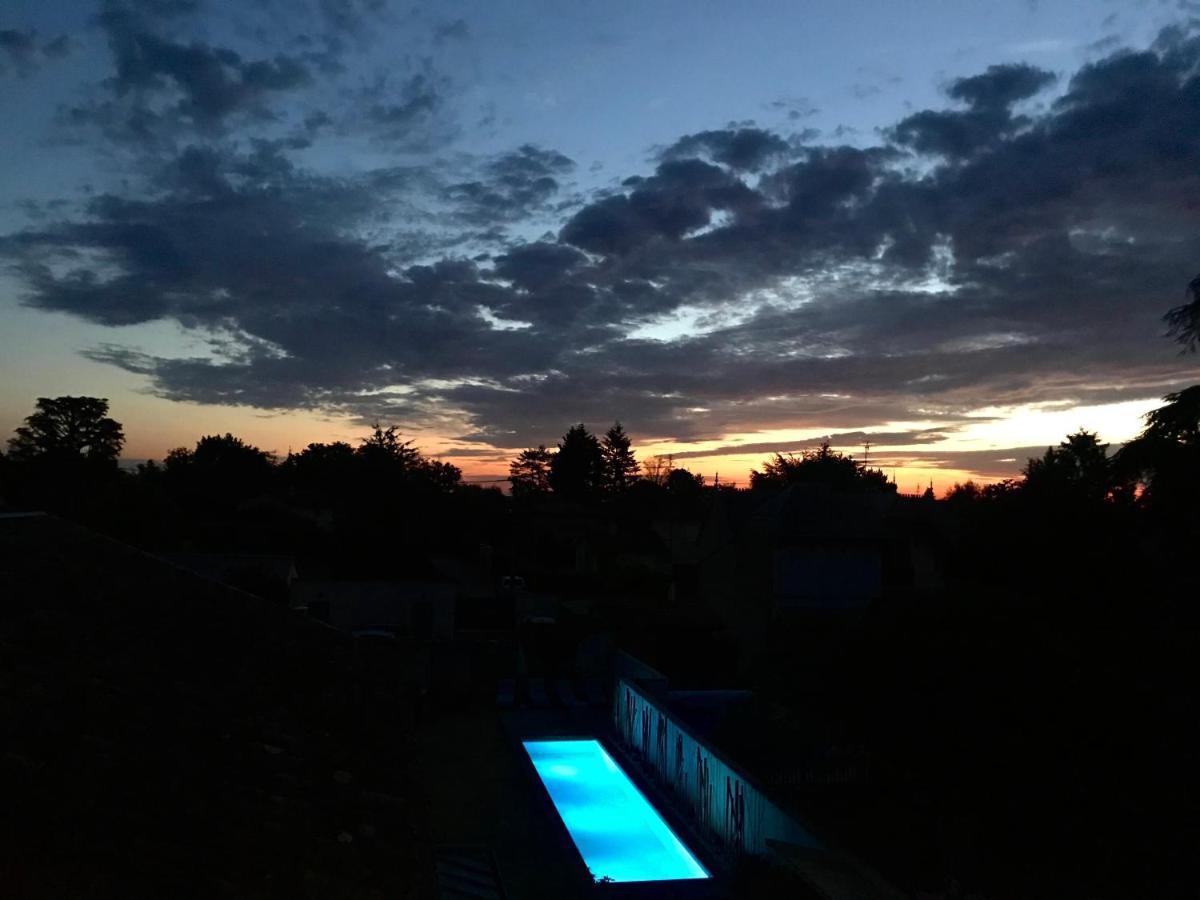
[0,514,429,897]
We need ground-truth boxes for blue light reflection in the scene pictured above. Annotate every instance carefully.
[523,739,710,883]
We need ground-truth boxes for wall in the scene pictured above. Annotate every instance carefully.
[613,677,820,857]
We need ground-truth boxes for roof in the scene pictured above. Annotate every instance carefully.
[0,514,430,897]
[163,552,298,585]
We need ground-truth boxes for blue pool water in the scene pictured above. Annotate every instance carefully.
[523,739,710,883]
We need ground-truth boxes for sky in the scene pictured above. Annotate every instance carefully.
[2,0,1198,493]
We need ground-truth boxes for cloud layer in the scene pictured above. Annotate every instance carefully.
[3,5,1199,464]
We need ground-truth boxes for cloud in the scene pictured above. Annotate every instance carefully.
[59,0,422,146]
[660,128,790,171]
[890,64,1055,159]
[3,18,1200,480]
[666,429,956,461]
[433,18,469,43]
[0,28,72,76]
[446,145,576,226]
[947,63,1056,109]
[560,158,758,255]
[317,0,388,36]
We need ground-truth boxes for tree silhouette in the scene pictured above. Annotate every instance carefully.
[7,396,124,465]
[421,458,463,492]
[1115,387,1200,512]
[357,424,422,470]
[165,433,276,506]
[283,441,357,486]
[1022,430,1116,504]
[600,422,640,492]
[1139,385,1200,445]
[750,442,893,492]
[642,454,673,487]
[548,424,604,502]
[1164,273,1200,351]
[665,467,704,495]
[509,445,554,498]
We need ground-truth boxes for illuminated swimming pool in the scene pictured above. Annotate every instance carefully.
[523,739,710,883]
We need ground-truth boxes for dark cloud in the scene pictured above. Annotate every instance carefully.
[317,0,387,36]
[947,63,1056,109]
[890,64,1055,159]
[362,72,442,130]
[561,158,757,255]
[0,28,72,76]
[492,242,587,291]
[0,30,38,70]
[667,430,955,461]
[42,34,73,58]
[58,0,415,145]
[103,29,310,125]
[56,2,318,143]
[446,145,575,225]
[661,128,790,171]
[433,18,469,43]
[3,20,1200,480]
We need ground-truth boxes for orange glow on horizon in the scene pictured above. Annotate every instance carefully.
[8,391,1161,499]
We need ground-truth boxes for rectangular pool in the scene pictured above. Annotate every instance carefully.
[523,739,710,883]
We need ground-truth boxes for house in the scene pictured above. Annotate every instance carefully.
[687,484,946,670]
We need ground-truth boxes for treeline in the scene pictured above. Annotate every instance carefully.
[507,422,712,502]
[507,423,896,501]
[940,387,1200,601]
[0,403,497,572]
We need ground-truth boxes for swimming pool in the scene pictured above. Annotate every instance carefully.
[523,738,710,883]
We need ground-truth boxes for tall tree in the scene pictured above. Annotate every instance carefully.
[357,424,422,470]
[1164,273,1200,351]
[1022,430,1116,503]
[548,424,604,502]
[1116,387,1200,511]
[7,396,124,465]
[600,422,640,492]
[509,445,554,498]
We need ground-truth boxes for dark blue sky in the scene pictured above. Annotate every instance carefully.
[2,0,1198,488]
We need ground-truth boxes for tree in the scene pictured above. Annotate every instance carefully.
[600,422,640,492]
[7,396,124,465]
[548,424,604,502]
[1021,430,1116,504]
[666,467,704,494]
[357,424,422,470]
[509,445,554,498]
[420,458,462,492]
[642,454,673,487]
[1116,387,1200,511]
[1138,385,1200,445]
[280,441,358,504]
[165,433,276,505]
[749,442,893,492]
[1164,273,1200,351]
